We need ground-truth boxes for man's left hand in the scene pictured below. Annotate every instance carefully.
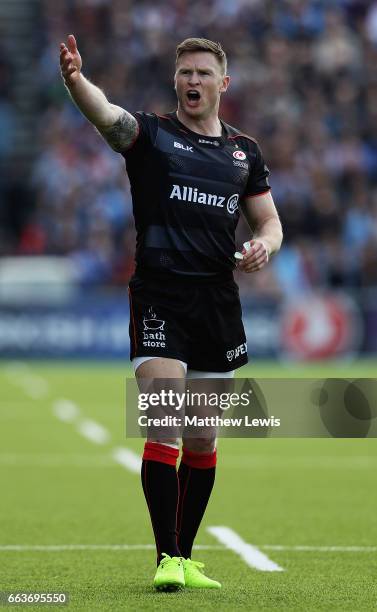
[237,239,270,273]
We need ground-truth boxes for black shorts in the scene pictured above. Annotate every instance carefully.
[128,274,248,372]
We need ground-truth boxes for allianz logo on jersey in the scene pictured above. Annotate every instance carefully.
[170,184,239,214]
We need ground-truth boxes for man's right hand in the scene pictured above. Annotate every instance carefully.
[59,34,138,151]
[60,34,82,87]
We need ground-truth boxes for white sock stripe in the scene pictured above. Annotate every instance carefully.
[147,441,180,449]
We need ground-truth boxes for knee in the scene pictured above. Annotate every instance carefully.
[182,437,216,453]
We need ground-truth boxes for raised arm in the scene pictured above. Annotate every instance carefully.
[59,34,138,152]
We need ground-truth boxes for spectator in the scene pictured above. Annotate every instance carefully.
[1,0,377,292]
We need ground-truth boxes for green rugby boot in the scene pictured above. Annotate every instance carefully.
[153,553,185,591]
[183,558,221,589]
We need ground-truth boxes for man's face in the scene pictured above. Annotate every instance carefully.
[174,52,229,119]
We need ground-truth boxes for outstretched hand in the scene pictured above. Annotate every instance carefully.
[60,34,82,86]
[237,239,270,273]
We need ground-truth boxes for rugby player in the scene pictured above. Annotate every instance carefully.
[60,34,283,591]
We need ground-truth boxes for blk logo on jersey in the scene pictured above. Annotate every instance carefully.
[174,141,193,152]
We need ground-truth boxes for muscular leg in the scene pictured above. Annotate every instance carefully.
[136,356,186,380]
[177,371,234,559]
[136,357,185,564]
[137,360,232,566]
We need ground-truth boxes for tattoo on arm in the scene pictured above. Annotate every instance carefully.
[99,111,139,152]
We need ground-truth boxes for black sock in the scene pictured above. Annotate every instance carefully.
[177,448,217,559]
[141,442,181,565]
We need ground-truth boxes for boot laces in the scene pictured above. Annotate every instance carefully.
[160,553,180,569]
[188,559,205,572]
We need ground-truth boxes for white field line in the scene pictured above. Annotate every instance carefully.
[52,399,142,474]
[0,453,115,467]
[52,399,80,423]
[0,544,224,552]
[4,361,49,399]
[112,447,142,473]
[21,375,49,399]
[77,419,111,445]
[53,399,111,445]
[3,364,140,474]
[1,543,375,553]
[208,526,284,572]
[222,456,377,469]
[262,545,377,552]
[3,361,31,383]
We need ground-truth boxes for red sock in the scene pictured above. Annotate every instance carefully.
[142,441,179,465]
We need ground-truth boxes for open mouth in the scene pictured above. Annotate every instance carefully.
[186,90,201,103]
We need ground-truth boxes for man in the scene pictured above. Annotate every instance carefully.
[60,35,283,591]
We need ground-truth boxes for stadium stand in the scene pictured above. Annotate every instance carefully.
[1,0,377,295]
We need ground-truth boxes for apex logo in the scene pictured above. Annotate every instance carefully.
[226,342,247,361]
[174,141,193,152]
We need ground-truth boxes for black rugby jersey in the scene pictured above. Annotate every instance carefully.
[123,111,270,279]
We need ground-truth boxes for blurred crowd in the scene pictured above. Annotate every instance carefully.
[2,0,377,295]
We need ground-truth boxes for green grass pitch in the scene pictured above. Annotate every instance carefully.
[1,360,377,611]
